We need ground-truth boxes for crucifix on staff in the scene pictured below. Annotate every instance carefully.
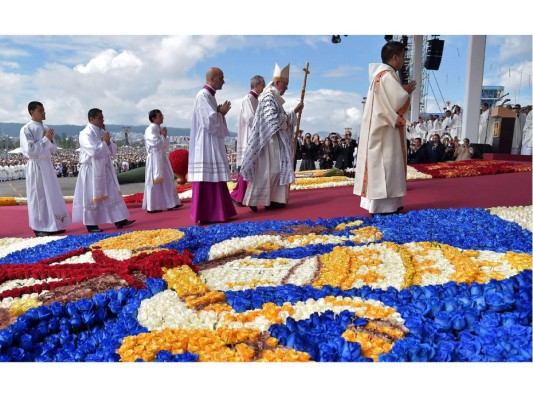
[294,62,310,169]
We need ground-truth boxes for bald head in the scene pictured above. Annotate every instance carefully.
[206,67,225,91]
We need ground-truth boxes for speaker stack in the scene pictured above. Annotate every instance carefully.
[424,38,445,71]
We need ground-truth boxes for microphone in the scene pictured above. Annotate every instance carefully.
[496,93,509,101]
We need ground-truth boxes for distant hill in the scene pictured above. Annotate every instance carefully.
[0,122,192,137]
[0,122,237,138]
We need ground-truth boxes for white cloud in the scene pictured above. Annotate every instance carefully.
[489,36,532,61]
[0,46,30,58]
[0,60,19,69]
[483,60,532,106]
[281,88,364,135]
[74,49,143,74]
[322,65,363,78]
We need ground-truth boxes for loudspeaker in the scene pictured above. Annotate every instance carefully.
[424,38,445,70]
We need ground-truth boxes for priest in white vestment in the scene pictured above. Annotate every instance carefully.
[478,103,491,144]
[72,108,135,232]
[19,101,71,236]
[449,106,463,139]
[188,67,236,224]
[511,105,527,154]
[353,41,416,216]
[230,75,266,206]
[425,118,434,138]
[240,63,304,211]
[142,109,182,213]
[520,107,532,155]
[431,117,443,139]
[415,119,427,140]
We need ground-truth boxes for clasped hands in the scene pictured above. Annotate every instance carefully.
[217,101,231,116]
[44,128,55,142]
[101,131,111,145]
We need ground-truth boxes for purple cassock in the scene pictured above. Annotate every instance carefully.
[190,182,237,224]
[230,175,248,204]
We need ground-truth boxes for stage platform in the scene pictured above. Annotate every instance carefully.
[1,170,531,238]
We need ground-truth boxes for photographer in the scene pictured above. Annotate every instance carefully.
[454,138,474,161]
[443,137,455,161]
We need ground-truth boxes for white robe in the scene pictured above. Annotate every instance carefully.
[520,112,532,155]
[441,116,453,135]
[449,114,462,139]
[236,91,259,167]
[143,123,180,211]
[72,123,130,225]
[241,85,296,206]
[426,120,433,134]
[414,123,427,140]
[429,120,442,140]
[19,120,71,232]
[353,63,410,214]
[478,109,490,144]
[188,87,231,182]
[511,113,527,154]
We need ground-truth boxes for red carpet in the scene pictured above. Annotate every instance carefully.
[1,171,531,238]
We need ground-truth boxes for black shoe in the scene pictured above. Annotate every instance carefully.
[167,204,183,210]
[266,202,286,210]
[115,219,135,229]
[147,210,163,214]
[86,225,103,233]
[371,209,403,217]
[34,230,50,237]
[50,230,66,235]
[232,198,244,207]
[249,206,258,212]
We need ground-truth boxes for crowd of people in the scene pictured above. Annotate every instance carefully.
[295,130,358,170]
[0,157,26,181]
[1,146,147,182]
[407,134,475,164]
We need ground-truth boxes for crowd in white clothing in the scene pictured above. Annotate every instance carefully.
[406,103,532,156]
[0,158,26,181]
[406,105,463,143]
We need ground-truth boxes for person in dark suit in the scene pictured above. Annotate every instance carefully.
[318,136,334,169]
[333,137,350,169]
[299,133,316,170]
[344,131,357,167]
[407,137,426,164]
[424,134,446,163]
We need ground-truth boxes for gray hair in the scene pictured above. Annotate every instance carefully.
[250,75,265,89]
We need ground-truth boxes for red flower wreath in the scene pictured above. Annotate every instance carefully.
[169,149,189,177]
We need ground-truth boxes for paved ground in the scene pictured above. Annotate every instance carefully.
[0,176,146,198]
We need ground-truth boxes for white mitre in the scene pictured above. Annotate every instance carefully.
[273,62,290,84]
[263,62,290,96]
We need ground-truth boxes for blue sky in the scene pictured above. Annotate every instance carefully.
[0,2,531,138]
